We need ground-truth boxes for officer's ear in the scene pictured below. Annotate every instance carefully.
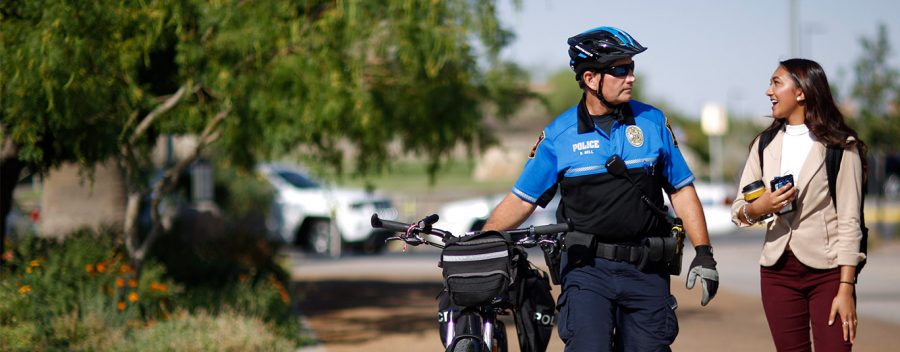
[582,70,601,91]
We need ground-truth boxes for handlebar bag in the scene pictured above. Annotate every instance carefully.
[440,230,513,307]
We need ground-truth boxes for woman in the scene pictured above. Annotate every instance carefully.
[731,58,866,352]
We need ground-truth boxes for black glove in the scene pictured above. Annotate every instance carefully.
[686,245,718,306]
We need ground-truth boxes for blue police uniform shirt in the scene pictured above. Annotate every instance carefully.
[513,97,695,242]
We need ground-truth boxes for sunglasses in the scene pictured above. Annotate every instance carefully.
[603,62,635,77]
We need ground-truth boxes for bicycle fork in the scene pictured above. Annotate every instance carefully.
[444,309,495,352]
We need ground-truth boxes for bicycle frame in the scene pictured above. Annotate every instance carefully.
[371,213,569,352]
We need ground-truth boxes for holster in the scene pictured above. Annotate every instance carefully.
[542,237,563,285]
[637,235,682,275]
[637,219,685,275]
[561,231,595,268]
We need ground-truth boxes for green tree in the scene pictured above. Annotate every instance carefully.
[850,23,900,154]
[0,0,527,269]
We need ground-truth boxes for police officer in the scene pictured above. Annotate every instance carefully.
[482,26,719,351]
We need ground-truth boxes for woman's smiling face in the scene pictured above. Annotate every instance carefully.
[766,65,806,123]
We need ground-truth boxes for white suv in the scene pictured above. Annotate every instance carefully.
[257,163,399,255]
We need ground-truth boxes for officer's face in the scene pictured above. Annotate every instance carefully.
[586,58,636,105]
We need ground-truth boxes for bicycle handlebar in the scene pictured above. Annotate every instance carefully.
[371,213,572,249]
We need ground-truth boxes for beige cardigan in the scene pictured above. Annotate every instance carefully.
[730,129,866,269]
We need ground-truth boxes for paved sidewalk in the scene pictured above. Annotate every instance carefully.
[291,235,900,351]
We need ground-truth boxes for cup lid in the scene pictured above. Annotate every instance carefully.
[742,180,765,193]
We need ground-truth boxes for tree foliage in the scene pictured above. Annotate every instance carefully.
[850,23,900,153]
[1,0,528,267]
[2,0,526,176]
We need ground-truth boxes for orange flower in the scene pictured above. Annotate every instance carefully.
[85,264,95,273]
[30,260,40,267]
[96,263,107,273]
[128,292,139,302]
[117,302,126,311]
[239,274,248,282]
[150,282,169,293]
[128,279,137,288]
[25,267,32,274]
[18,285,32,294]
[116,278,125,288]
[119,264,133,274]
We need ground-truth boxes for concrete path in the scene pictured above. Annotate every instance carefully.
[290,230,900,351]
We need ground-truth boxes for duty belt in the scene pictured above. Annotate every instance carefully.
[595,243,643,263]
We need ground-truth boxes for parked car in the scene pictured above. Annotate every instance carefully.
[683,181,736,236]
[257,163,399,255]
[436,193,560,237]
[436,181,736,238]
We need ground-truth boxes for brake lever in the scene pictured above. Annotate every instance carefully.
[516,237,538,248]
[537,239,558,247]
[404,235,425,246]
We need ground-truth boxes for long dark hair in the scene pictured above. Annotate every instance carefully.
[755,58,867,176]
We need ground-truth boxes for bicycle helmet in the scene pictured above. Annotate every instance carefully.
[567,26,647,79]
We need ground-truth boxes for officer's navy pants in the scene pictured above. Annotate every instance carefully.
[558,252,678,352]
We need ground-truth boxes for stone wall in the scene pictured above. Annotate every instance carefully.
[38,159,125,238]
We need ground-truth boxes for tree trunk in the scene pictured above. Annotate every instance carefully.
[121,104,230,277]
[1,137,22,265]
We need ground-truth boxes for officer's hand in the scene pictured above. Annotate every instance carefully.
[686,245,718,306]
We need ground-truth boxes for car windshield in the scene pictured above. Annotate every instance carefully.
[277,171,320,189]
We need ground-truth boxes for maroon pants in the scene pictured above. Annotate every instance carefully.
[760,251,853,352]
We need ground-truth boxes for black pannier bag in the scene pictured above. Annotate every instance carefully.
[509,248,556,352]
[440,230,513,307]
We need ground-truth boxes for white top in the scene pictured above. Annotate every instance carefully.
[780,123,815,185]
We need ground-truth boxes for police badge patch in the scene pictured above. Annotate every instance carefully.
[529,131,545,159]
[625,126,644,147]
[665,117,680,147]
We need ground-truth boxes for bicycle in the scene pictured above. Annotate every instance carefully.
[371,213,570,352]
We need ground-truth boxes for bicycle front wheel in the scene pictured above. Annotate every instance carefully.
[447,310,484,352]
[492,319,508,352]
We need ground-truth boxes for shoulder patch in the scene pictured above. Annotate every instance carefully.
[665,117,679,147]
[529,131,545,159]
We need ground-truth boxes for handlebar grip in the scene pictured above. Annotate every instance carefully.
[371,214,412,232]
[420,214,439,226]
[531,222,572,235]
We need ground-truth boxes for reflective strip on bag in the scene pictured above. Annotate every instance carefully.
[442,250,508,262]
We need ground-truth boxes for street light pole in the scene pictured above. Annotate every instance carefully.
[701,103,729,184]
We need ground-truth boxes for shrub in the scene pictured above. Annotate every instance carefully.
[149,208,301,345]
[0,226,303,351]
[0,228,177,350]
[109,310,296,352]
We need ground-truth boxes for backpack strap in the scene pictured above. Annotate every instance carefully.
[825,145,843,209]
[756,129,778,175]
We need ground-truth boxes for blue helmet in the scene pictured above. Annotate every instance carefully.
[567,26,647,76]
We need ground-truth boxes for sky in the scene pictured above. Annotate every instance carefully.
[496,0,900,121]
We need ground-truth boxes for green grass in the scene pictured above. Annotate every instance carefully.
[324,160,514,195]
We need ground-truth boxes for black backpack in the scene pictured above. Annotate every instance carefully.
[508,249,555,352]
[756,129,868,275]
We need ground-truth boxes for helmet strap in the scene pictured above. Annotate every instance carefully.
[594,74,621,117]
